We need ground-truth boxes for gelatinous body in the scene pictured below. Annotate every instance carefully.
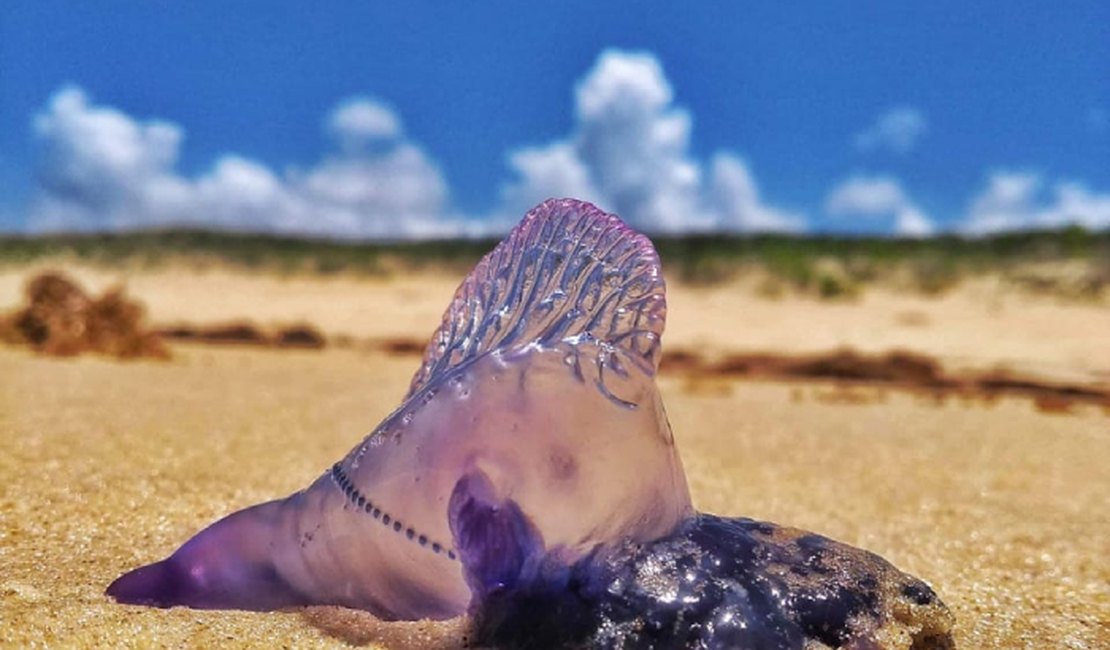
[108,199,691,620]
[107,199,953,648]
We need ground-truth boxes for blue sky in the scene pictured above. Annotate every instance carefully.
[0,1,1106,238]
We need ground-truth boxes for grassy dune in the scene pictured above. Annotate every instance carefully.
[2,226,1108,299]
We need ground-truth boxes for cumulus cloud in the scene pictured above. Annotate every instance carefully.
[854,107,927,155]
[500,142,603,225]
[709,154,804,232]
[327,97,403,150]
[29,54,804,238]
[501,49,802,234]
[23,59,1110,240]
[825,175,934,237]
[30,87,458,238]
[34,87,183,216]
[962,171,1110,234]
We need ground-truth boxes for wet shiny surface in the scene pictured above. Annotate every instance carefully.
[469,515,953,649]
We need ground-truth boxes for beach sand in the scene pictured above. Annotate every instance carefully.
[1,265,1107,648]
[2,263,1108,384]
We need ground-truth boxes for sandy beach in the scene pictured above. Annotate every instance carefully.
[2,262,1108,383]
[1,264,1107,648]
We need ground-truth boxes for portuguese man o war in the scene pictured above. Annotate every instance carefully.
[108,199,955,649]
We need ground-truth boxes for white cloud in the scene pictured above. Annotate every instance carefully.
[826,176,905,215]
[894,206,934,238]
[327,97,403,150]
[30,86,458,238]
[37,58,1104,240]
[573,52,703,233]
[825,175,935,237]
[963,171,1110,234]
[499,142,603,225]
[501,49,801,234]
[854,107,927,155]
[27,54,804,238]
[292,144,452,238]
[709,154,804,232]
[33,87,182,217]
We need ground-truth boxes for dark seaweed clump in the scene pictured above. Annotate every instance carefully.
[0,271,167,359]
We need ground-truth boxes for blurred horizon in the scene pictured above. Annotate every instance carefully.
[1,2,1107,239]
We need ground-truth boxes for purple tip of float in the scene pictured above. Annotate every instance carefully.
[106,500,311,611]
[106,560,181,608]
[106,552,306,611]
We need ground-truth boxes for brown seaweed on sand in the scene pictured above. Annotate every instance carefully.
[0,271,167,359]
